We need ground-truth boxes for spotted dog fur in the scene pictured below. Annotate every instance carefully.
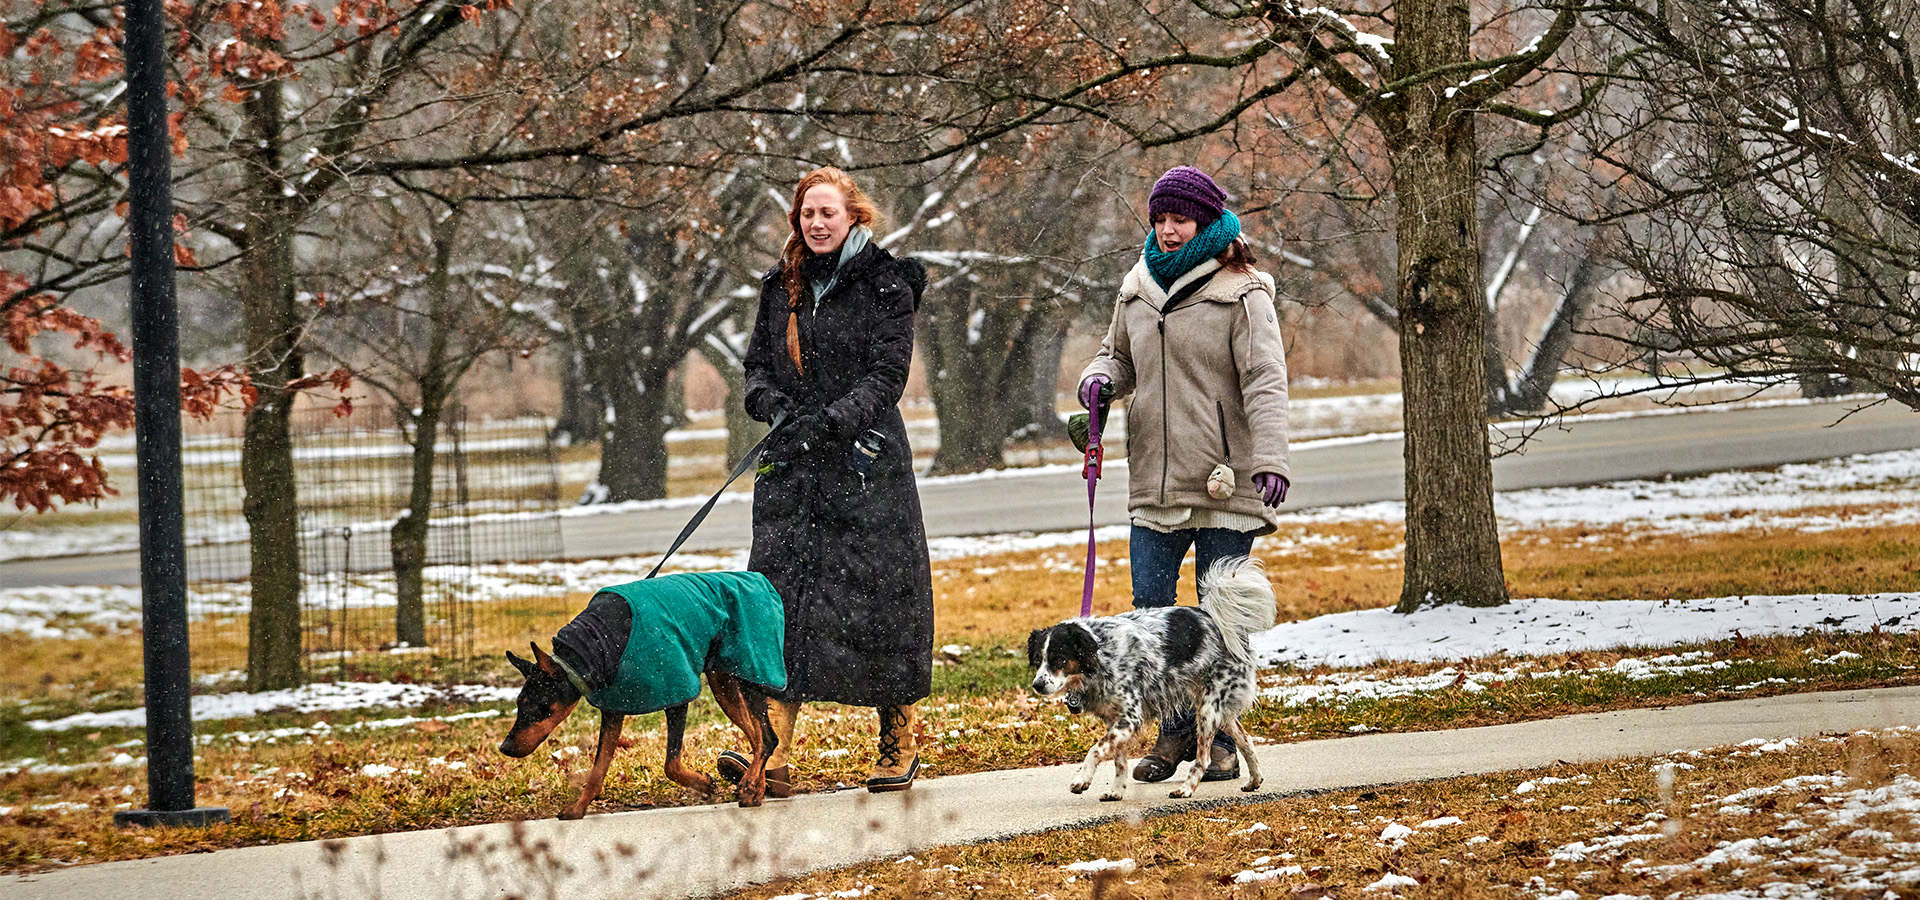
[1027,557,1276,801]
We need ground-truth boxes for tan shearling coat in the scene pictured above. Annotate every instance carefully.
[1080,255,1290,527]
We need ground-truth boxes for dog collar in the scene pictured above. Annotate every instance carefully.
[548,649,593,699]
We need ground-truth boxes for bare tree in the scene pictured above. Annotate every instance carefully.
[306,192,537,646]
[1568,0,1920,408]
[868,0,1596,609]
[877,149,1127,473]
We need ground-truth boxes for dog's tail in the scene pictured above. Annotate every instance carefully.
[1199,556,1277,662]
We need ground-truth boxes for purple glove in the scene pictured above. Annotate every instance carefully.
[1078,375,1111,411]
[1253,472,1289,507]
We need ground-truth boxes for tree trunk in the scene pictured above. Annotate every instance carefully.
[239,235,304,686]
[389,216,461,647]
[588,321,672,501]
[1386,3,1509,611]
[928,376,1005,472]
[390,397,441,647]
[1507,246,1607,413]
[1697,100,1842,397]
[1010,314,1070,444]
[240,83,307,689]
[921,284,1009,474]
[550,341,604,446]
[598,373,671,501]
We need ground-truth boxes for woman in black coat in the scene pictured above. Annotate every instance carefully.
[723,166,934,795]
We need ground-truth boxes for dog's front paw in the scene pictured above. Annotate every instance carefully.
[1068,779,1091,794]
[1167,785,1194,799]
[739,776,765,807]
[557,805,587,821]
[1099,790,1125,802]
[1240,781,1262,793]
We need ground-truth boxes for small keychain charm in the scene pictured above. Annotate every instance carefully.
[1207,462,1235,499]
[1208,401,1235,499]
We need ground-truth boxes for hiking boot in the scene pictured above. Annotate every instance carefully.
[1200,742,1240,783]
[716,753,793,798]
[716,698,800,798]
[765,698,798,771]
[867,704,920,792]
[1131,729,1197,783]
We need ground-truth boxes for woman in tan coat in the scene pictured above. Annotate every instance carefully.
[1078,165,1291,784]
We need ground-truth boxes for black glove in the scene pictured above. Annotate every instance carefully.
[745,388,794,424]
[762,413,825,463]
[821,402,860,442]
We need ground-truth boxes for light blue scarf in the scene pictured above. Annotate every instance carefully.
[809,225,872,305]
[1144,210,1241,290]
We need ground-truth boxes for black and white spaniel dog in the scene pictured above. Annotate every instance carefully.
[1027,556,1276,801]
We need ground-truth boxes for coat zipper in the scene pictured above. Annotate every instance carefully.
[1157,314,1169,504]
[1217,400,1231,463]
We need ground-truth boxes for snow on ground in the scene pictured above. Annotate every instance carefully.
[1293,445,1920,536]
[1252,593,1920,670]
[10,444,1920,641]
[1258,647,1896,713]
[11,431,1920,732]
[1525,729,1920,898]
[27,681,520,732]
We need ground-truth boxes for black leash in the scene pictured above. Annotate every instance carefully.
[645,411,787,579]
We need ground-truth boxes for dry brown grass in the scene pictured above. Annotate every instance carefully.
[937,520,1920,647]
[726,730,1920,899]
[8,518,1920,874]
[12,518,1920,705]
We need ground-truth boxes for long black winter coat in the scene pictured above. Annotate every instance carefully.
[743,240,934,709]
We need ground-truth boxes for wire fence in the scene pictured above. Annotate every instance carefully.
[183,406,564,680]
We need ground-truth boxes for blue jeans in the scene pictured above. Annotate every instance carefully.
[1130,524,1257,754]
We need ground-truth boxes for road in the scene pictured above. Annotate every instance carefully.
[10,685,1920,900]
[1,398,1913,588]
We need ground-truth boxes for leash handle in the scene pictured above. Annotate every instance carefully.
[646,410,788,579]
[1082,396,1106,481]
[1079,399,1106,618]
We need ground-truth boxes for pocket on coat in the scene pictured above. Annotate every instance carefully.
[752,466,803,521]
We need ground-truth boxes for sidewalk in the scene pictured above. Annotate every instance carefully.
[13,685,1920,900]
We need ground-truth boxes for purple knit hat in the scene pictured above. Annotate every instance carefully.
[1148,166,1227,227]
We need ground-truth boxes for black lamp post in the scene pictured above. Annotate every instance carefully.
[112,0,229,829]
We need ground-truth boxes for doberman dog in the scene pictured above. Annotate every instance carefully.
[498,572,788,818]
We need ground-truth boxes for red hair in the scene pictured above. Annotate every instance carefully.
[781,167,882,307]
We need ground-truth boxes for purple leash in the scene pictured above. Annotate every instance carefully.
[1080,402,1105,618]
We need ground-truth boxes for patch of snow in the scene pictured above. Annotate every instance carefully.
[1256,593,1920,669]
[1061,857,1136,874]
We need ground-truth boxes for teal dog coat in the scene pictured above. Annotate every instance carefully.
[554,571,788,715]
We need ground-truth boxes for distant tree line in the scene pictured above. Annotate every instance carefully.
[4,0,1915,685]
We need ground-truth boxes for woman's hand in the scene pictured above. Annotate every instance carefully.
[1252,472,1289,507]
[1078,375,1112,411]
[746,389,795,424]
[764,413,826,462]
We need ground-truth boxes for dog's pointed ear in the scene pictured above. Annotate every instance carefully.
[1063,623,1101,670]
[529,641,561,676]
[506,650,536,678]
[1027,627,1049,670]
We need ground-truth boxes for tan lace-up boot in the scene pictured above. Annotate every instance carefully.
[718,698,801,798]
[865,704,921,792]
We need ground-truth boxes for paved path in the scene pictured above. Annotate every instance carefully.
[2,399,1915,587]
[12,686,1920,900]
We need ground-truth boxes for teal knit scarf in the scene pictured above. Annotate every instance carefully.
[1144,209,1241,290]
